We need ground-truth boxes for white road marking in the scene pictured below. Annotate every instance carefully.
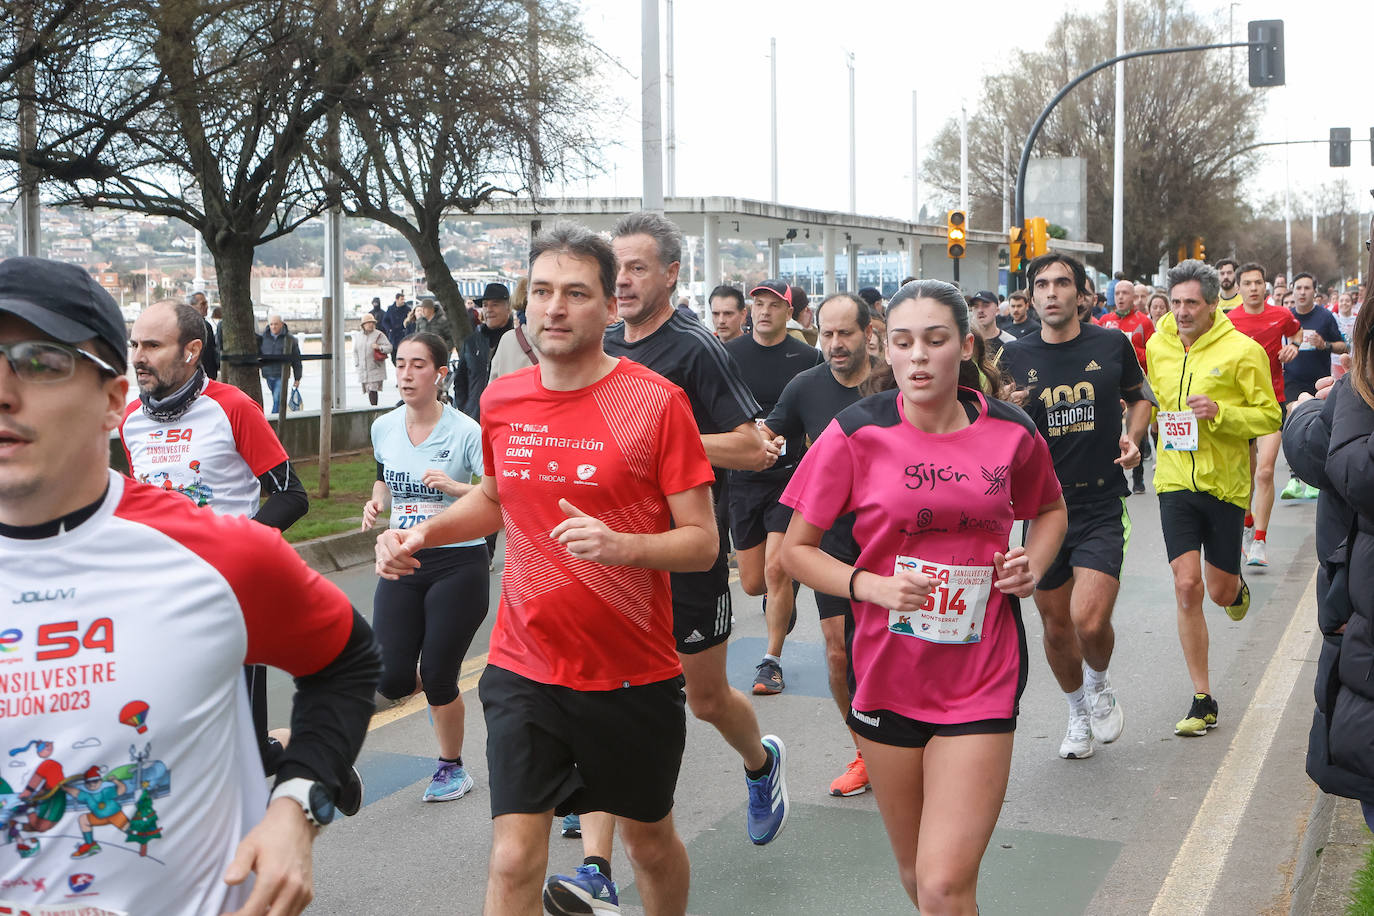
[1149,568,1319,915]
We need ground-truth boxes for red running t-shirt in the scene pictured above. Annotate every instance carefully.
[1095,310,1153,371]
[480,358,715,690]
[1225,305,1301,402]
[781,388,1062,724]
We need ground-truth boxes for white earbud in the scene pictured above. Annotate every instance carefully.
[185,355,194,364]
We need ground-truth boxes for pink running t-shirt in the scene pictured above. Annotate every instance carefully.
[782,387,1061,724]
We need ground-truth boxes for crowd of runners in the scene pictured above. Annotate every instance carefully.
[2,210,1368,914]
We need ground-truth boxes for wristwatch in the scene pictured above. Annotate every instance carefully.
[269,778,336,828]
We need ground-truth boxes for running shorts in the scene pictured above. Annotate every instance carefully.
[1158,489,1245,575]
[728,477,792,551]
[479,665,686,822]
[847,706,1016,749]
[1038,496,1131,591]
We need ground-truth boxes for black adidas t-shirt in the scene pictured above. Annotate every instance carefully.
[1001,323,1146,503]
[725,333,822,483]
[605,310,760,605]
[1002,317,1043,340]
[765,362,863,562]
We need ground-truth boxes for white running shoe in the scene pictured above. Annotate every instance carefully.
[1059,711,1094,759]
[1087,676,1125,744]
[1246,539,1268,567]
[1241,526,1255,555]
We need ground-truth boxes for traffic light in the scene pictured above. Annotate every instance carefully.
[1192,237,1206,261]
[1026,217,1049,259]
[1008,225,1025,272]
[1331,128,1351,167]
[1247,20,1284,88]
[946,210,967,259]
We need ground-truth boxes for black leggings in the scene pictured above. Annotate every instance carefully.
[373,545,490,707]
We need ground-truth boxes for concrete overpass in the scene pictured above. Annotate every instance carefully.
[476,195,1103,296]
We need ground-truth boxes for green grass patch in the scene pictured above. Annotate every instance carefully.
[280,452,378,544]
[1347,836,1374,915]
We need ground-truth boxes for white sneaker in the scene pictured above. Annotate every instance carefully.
[1241,526,1254,554]
[1059,711,1094,759]
[1246,539,1268,567]
[1087,676,1125,744]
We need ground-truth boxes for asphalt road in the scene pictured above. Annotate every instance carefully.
[268,462,1327,916]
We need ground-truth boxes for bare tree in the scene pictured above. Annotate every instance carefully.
[924,0,1264,278]
[318,0,606,342]
[0,0,438,398]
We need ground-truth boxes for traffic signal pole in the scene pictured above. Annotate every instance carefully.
[1013,38,1274,232]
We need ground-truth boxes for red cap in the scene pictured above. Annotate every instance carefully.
[748,280,792,306]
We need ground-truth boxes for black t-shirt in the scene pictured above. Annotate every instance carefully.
[1284,306,1343,394]
[604,310,760,604]
[1002,323,1146,503]
[1003,317,1043,340]
[765,362,861,562]
[725,333,823,482]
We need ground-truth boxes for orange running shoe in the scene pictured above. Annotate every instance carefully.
[829,751,870,797]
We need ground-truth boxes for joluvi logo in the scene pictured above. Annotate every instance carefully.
[577,464,597,481]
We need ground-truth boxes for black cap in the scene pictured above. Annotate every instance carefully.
[474,282,510,303]
[969,290,998,305]
[0,257,127,372]
[857,287,882,306]
[748,280,792,306]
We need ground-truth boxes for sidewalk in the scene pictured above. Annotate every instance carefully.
[1294,792,1370,915]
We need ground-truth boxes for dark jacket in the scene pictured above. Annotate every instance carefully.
[414,309,456,356]
[1285,378,1374,800]
[201,318,220,379]
[258,324,303,382]
[383,303,411,353]
[451,320,512,420]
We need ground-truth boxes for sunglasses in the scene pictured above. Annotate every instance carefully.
[0,340,120,383]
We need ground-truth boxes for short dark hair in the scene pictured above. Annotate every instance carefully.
[815,292,871,330]
[789,285,809,320]
[1214,257,1239,273]
[1238,262,1266,281]
[611,211,683,267]
[152,298,207,349]
[899,276,918,287]
[708,285,745,311]
[1025,252,1088,297]
[1008,289,1028,304]
[1293,272,1316,286]
[530,220,618,299]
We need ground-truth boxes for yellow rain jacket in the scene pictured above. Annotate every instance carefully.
[1145,309,1281,508]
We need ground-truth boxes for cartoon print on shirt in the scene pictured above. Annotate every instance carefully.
[3,708,171,863]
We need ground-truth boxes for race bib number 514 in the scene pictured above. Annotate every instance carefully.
[888,556,993,645]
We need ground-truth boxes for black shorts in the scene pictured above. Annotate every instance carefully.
[1158,489,1245,575]
[1039,496,1131,591]
[728,476,792,551]
[479,665,686,822]
[673,590,732,654]
[816,591,850,621]
[847,706,1016,749]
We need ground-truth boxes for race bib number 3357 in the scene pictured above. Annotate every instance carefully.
[888,556,993,645]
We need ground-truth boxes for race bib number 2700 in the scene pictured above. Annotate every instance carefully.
[888,556,993,645]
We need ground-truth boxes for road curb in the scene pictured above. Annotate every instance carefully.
[294,527,378,574]
[1292,792,1368,916]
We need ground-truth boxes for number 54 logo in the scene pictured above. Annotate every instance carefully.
[36,618,114,661]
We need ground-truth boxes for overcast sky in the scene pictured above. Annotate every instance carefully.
[554,0,1374,227]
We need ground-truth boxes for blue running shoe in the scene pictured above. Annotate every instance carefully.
[561,813,582,838]
[746,735,789,845]
[421,761,474,802]
[542,864,619,915]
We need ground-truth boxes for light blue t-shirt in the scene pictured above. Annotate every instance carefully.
[371,404,485,548]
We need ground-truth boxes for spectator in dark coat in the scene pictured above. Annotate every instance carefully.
[383,292,411,363]
[368,297,387,328]
[258,314,303,414]
[412,298,456,355]
[451,282,513,420]
[1285,297,1374,828]
[190,291,219,379]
